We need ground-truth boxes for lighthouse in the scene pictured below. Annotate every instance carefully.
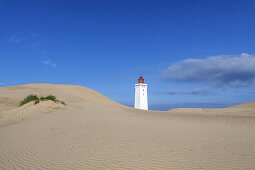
[135,76,148,110]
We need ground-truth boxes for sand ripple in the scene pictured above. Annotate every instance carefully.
[1,109,255,169]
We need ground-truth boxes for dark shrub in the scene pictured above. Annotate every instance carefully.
[39,96,46,101]
[45,95,57,102]
[19,95,39,106]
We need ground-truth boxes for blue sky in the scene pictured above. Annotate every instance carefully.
[1,0,255,110]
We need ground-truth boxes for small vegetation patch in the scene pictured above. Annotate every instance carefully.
[45,95,56,102]
[19,95,39,106]
[19,94,66,106]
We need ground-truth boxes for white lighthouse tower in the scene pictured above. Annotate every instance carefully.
[135,76,148,110]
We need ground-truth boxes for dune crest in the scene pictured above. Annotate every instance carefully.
[227,101,255,109]
[168,102,255,117]
[0,83,121,107]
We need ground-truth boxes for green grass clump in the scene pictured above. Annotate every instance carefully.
[19,94,66,107]
[19,95,39,106]
[45,95,56,102]
[39,96,46,101]
[34,99,40,104]
[60,101,66,105]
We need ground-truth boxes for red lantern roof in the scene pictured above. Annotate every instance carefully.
[138,76,144,83]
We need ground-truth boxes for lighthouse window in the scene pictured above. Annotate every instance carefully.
[143,89,144,92]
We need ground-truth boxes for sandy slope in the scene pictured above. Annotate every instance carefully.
[0,84,255,169]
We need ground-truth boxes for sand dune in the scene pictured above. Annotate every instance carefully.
[0,84,255,169]
[227,101,255,109]
[0,100,68,120]
[168,102,255,117]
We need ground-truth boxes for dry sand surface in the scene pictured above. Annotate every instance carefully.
[0,83,255,169]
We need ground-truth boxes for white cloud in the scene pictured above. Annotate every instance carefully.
[41,59,56,68]
[163,53,255,87]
